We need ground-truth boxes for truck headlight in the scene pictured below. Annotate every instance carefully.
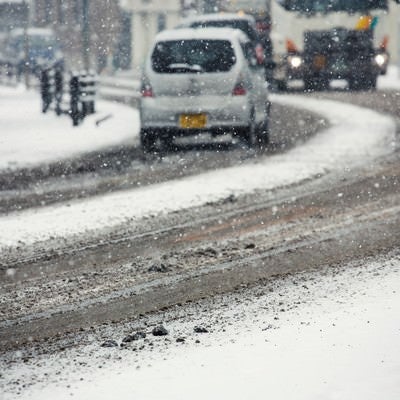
[374,53,387,67]
[288,55,302,68]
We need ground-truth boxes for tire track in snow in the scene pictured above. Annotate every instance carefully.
[0,95,396,251]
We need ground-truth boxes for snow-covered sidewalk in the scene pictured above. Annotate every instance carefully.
[0,85,139,171]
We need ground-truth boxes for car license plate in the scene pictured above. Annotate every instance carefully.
[313,55,326,69]
[179,114,207,129]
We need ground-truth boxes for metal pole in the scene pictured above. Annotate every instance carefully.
[23,0,30,88]
[397,1,400,80]
[82,0,90,71]
[29,0,35,23]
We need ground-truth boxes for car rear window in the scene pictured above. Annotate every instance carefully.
[151,39,236,73]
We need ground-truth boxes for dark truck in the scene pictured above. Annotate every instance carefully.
[288,27,389,91]
[276,0,397,91]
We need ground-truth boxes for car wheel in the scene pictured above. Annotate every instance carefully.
[304,78,328,92]
[364,74,377,91]
[256,118,269,151]
[276,79,288,92]
[304,78,313,92]
[348,77,363,91]
[370,76,377,90]
[140,129,157,153]
[240,109,259,149]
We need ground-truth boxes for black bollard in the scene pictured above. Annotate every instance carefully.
[80,71,89,119]
[40,69,52,113]
[87,70,96,115]
[69,73,81,126]
[79,71,96,119]
[54,65,64,116]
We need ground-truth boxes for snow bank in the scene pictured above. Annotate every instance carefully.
[0,86,139,170]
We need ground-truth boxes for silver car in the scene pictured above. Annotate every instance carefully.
[140,28,270,152]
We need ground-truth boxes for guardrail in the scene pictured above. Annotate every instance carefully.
[97,73,141,108]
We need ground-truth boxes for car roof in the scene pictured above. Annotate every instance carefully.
[155,27,249,43]
[181,13,256,25]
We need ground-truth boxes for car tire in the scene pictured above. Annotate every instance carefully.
[256,119,269,151]
[348,77,364,91]
[276,79,288,92]
[140,129,157,153]
[304,78,314,92]
[240,109,258,149]
[364,74,377,91]
[304,78,328,92]
[255,101,270,151]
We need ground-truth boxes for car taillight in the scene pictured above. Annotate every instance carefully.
[232,81,246,96]
[141,84,154,98]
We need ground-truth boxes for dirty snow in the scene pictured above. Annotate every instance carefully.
[3,254,400,400]
[1,68,400,400]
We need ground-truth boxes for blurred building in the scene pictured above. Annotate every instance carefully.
[388,0,400,64]
[1,0,399,72]
[120,0,182,71]
[24,0,122,72]
[0,0,29,33]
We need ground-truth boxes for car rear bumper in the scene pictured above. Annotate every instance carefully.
[140,95,250,131]
[140,126,250,139]
[288,61,380,81]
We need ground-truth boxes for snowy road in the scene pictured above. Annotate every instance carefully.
[3,253,400,400]
[1,70,400,399]
[0,94,395,250]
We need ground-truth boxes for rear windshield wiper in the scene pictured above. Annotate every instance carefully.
[166,63,203,73]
